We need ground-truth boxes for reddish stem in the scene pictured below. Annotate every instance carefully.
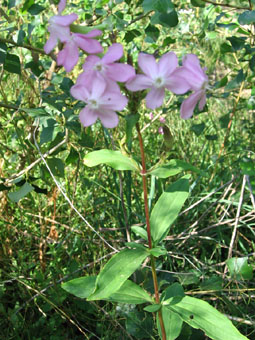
[136,123,167,340]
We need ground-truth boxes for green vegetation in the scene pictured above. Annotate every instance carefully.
[0,0,255,339]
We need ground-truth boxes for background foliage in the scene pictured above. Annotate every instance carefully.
[0,0,255,339]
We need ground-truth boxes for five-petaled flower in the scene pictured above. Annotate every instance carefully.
[70,77,128,128]
[57,30,103,72]
[126,52,190,109]
[44,13,78,54]
[76,43,135,88]
[176,54,208,119]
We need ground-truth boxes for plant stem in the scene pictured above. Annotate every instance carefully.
[136,122,167,340]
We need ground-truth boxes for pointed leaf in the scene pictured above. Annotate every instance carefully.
[131,225,148,241]
[144,304,161,312]
[227,257,253,280]
[166,296,248,340]
[8,182,34,202]
[106,280,153,304]
[157,306,183,340]
[150,175,189,244]
[148,160,200,178]
[88,248,148,300]
[84,149,139,171]
[149,247,167,257]
[62,276,96,298]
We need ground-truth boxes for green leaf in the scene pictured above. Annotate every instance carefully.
[131,225,148,241]
[149,247,167,257]
[4,53,21,75]
[145,24,160,42]
[158,306,183,340]
[62,276,96,299]
[166,296,248,340]
[125,242,147,250]
[240,159,255,176]
[8,182,34,202]
[226,257,253,280]
[148,160,200,178]
[162,283,185,302]
[40,119,58,145]
[191,0,205,7]
[225,69,245,91]
[144,304,161,312]
[200,276,223,291]
[27,4,45,15]
[47,158,65,177]
[21,107,49,117]
[84,149,139,171]
[66,147,79,165]
[0,43,7,64]
[87,248,148,300]
[238,10,255,25]
[142,0,174,12]
[227,36,246,51]
[158,10,178,28]
[190,122,206,136]
[106,280,153,304]
[150,176,190,244]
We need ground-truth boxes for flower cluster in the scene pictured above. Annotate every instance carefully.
[44,1,209,128]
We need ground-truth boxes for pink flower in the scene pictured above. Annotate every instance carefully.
[158,126,164,135]
[149,112,154,120]
[176,54,208,119]
[126,52,190,109]
[70,77,128,128]
[76,43,135,87]
[159,116,166,123]
[57,30,103,72]
[58,0,66,14]
[44,13,78,54]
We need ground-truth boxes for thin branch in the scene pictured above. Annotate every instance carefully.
[5,132,68,184]
[224,175,246,274]
[201,0,249,10]
[32,120,118,252]
[0,37,56,61]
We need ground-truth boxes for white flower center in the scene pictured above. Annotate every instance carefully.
[94,62,106,73]
[154,76,164,88]
[89,99,99,110]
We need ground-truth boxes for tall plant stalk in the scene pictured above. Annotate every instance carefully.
[136,123,167,340]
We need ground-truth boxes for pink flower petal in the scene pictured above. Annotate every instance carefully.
[126,74,153,91]
[51,13,78,26]
[44,35,58,54]
[102,43,123,64]
[82,55,100,72]
[83,29,102,38]
[97,109,119,128]
[146,87,165,109]
[48,23,71,43]
[70,84,90,102]
[182,54,208,91]
[158,52,178,77]
[138,53,158,79]
[73,33,103,54]
[107,63,135,82]
[101,92,128,111]
[180,90,203,119]
[165,72,191,94]
[198,92,206,110]
[183,54,202,75]
[91,77,107,98]
[57,40,79,72]
[79,107,98,127]
[58,0,66,14]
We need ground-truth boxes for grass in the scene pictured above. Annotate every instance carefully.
[0,0,255,339]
